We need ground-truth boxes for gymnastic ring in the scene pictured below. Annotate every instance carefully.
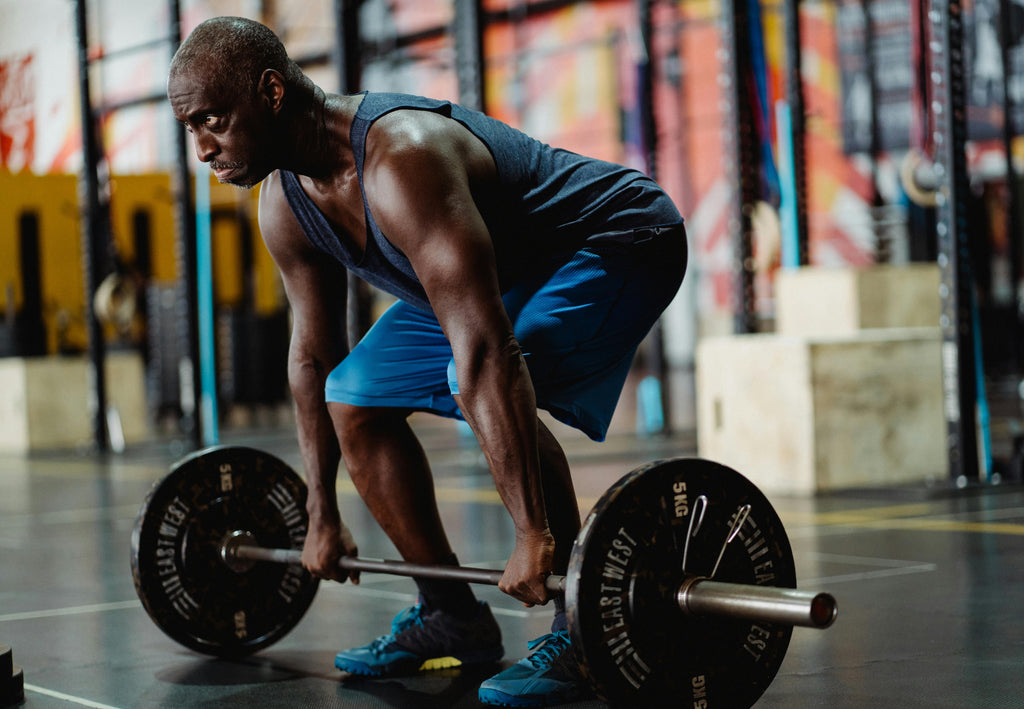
[93,273,138,332]
[900,148,940,208]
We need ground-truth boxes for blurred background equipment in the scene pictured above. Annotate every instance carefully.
[0,0,1023,488]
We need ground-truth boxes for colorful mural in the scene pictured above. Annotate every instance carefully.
[2,0,1009,336]
[0,53,35,172]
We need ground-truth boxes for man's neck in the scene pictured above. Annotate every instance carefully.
[279,89,357,182]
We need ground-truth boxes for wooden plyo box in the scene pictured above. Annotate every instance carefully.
[0,352,148,453]
[775,264,940,336]
[696,329,946,493]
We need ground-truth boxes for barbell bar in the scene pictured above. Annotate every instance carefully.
[221,531,836,629]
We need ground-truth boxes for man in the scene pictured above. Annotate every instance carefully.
[169,16,686,707]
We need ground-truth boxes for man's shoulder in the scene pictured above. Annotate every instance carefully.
[364,111,462,174]
[258,170,287,216]
[257,170,302,239]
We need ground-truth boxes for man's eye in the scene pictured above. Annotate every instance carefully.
[204,115,221,128]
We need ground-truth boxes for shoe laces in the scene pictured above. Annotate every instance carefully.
[525,630,572,669]
[362,604,425,652]
[391,604,426,635]
[367,633,399,653]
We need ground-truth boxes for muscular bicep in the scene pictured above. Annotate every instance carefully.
[366,138,510,365]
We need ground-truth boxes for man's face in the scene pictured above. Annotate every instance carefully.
[168,67,276,188]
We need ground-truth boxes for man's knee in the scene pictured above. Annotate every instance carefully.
[327,402,409,448]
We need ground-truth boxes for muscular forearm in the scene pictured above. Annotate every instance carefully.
[456,340,549,538]
[290,353,362,583]
[289,355,343,518]
[456,339,559,604]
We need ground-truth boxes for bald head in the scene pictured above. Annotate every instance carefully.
[170,16,309,101]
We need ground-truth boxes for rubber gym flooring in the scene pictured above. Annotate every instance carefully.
[1,411,1023,708]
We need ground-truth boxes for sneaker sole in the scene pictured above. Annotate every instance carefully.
[478,686,583,708]
[336,645,504,677]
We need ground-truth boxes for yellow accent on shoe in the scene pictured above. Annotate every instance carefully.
[419,656,464,671]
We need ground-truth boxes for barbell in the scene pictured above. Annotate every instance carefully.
[130,446,837,707]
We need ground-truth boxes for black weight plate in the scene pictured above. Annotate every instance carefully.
[566,458,796,708]
[131,446,319,657]
[1,666,23,708]
[0,645,10,681]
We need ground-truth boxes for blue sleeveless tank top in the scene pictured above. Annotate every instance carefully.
[280,92,681,312]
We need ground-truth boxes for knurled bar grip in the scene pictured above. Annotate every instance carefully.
[227,540,836,629]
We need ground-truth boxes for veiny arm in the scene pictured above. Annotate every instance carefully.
[258,170,358,583]
[364,113,555,605]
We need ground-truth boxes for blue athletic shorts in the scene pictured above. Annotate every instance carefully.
[324,224,687,441]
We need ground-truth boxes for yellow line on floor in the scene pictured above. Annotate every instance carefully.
[16,460,1024,536]
[807,503,937,525]
[790,502,1024,536]
[842,517,1024,535]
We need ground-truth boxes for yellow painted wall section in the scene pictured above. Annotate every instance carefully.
[109,173,178,282]
[0,170,84,352]
[1,171,283,354]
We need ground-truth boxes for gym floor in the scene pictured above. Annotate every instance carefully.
[1,409,1023,708]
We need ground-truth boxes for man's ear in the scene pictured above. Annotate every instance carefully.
[258,69,286,113]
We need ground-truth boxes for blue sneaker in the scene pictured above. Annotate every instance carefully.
[335,601,504,676]
[478,630,589,707]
